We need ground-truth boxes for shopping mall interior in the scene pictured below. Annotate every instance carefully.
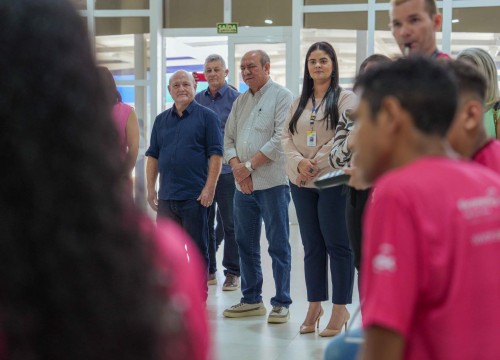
[74,1,500,359]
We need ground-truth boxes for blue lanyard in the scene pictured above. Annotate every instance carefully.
[310,94,325,129]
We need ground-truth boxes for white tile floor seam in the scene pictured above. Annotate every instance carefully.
[207,224,362,360]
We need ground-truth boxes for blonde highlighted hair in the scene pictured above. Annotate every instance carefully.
[457,48,500,110]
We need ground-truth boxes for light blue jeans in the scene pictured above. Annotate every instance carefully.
[234,185,292,307]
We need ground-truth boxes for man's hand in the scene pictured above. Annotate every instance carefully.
[147,189,159,211]
[239,176,253,194]
[232,162,251,183]
[197,185,216,207]
[297,159,319,180]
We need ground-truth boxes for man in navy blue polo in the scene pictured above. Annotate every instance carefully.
[146,70,223,271]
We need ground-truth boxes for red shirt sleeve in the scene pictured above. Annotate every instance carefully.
[361,185,422,339]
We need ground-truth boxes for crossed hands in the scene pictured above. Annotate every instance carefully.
[296,159,319,187]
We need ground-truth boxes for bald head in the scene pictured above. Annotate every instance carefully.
[169,70,195,86]
[168,70,196,110]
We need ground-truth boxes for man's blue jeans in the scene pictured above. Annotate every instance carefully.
[157,199,209,272]
[208,172,240,276]
[234,185,292,307]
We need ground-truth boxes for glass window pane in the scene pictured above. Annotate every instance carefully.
[233,0,291,27]
[452,7,500,33]
[96,17,149,36]
[96,0,149,10]
[304,11,367,30]
[164,0,223,28]
[305,0,366,4]
[96,34,150,80]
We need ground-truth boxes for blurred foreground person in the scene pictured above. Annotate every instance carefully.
[446,60,500,174]
[0,1,209,359]
[355,57,500,360]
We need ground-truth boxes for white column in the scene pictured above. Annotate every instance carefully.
[224,0,231,23]
[441,0,452,54]
[356,30,368,72]
[290,0,303,97]
[367,0,376,55]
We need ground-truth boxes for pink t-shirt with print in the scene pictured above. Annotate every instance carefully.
[473,139,500,175]
[361,157,500,360]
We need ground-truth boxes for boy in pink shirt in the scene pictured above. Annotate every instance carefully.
[446,60,500,174]
[354,57,500,360]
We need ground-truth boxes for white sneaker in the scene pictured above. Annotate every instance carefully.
[223,301,267,318]
[267,306,290,324]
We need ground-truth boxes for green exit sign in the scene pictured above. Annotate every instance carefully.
[217,23,238,34]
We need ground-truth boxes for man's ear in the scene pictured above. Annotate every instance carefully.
[432,12,442,32]
[379,96,404,134]
[224,68,229,77]
[264,62,271,74]
[462,99,483,132]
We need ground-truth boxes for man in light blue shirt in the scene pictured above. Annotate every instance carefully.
[195,54,241,291]
[223,50,293,323]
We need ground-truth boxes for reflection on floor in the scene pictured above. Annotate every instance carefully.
[207,224,362,360]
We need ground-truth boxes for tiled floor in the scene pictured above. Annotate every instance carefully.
[206,224,362,360]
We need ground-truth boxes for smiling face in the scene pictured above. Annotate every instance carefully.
[390,0,441,56]
[307,49,334,84]
[240,51,270,93]
[168,71,196,107]
[204,60,228,92]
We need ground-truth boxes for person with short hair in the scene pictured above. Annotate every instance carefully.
[194,54,241,290]
[457,48,500,139]
[146,70,223,272]
[355,56,500,360]
[446,60,500,174]
[390,0,449,58]
[223,50,294,323]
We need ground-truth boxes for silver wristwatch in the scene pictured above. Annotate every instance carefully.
[245,161,254,172]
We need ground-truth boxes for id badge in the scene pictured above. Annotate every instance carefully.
[306,130,317,147]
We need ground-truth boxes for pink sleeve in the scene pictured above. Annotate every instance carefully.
[360,185,421,338]
[152,219,211,360]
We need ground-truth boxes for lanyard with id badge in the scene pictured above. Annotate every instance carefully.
[307,94,325,147]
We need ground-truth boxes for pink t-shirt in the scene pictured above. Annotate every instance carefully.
[361,157,500,360]
[472,139,500,174]
[112,102,132,153]
[150,219,210,360]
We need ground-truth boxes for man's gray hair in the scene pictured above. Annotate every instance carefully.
[204,54,226,68]
[255,50,270,66]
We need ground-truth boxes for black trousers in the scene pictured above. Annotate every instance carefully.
[345,187,371,272]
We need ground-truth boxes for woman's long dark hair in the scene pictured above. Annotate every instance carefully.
[289,41,341,135]
[97,66,123,108]
[0,1,173,359]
